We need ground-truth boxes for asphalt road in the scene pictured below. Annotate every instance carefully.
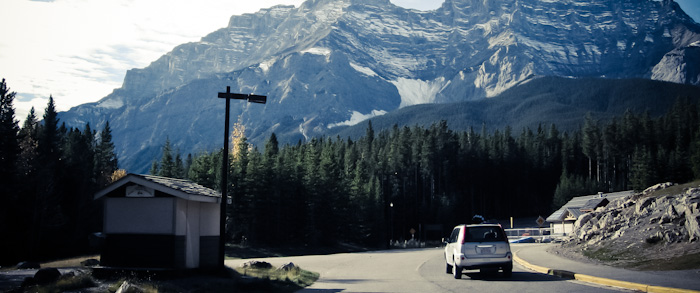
[226,245,626,292]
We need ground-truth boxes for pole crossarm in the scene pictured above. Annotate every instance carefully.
[218,86,267,104]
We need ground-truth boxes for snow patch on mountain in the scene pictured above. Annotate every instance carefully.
[259,58,277,74]
[391,77,450,108]
[349,62,378,77]
[301,47,332,56]
[327,109,388,128]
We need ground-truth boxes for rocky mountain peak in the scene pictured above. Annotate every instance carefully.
[61,0,700,172]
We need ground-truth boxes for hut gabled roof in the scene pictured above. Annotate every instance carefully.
[94,173,221,203]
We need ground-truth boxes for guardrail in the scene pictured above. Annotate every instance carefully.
[505,227,556,243]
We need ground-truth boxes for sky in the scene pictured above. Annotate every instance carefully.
[1,0,699,124]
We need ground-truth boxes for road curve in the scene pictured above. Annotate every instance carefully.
[226,246,625,292]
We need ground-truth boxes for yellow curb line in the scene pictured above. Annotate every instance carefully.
[513,249,700,293]
[512,251,549,274]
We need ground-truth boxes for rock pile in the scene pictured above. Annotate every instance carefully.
[572,183,700,246]
[241,261,273,270]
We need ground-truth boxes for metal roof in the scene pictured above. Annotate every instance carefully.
[581,198,608,211]
[94,173,221,203]
[546,190,633,222]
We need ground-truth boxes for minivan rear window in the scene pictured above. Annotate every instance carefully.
[465,226,506,242]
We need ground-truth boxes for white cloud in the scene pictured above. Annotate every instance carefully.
[0,0,445,123]
[10,0,696,126]
[1,0,306,123]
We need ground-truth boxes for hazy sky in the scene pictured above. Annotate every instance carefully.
[1,0,698,123]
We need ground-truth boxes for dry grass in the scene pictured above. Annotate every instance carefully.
[643,180,700,198]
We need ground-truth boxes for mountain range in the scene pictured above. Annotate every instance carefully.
[59,0,700,172]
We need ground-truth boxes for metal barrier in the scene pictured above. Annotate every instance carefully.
[505,228,554,242]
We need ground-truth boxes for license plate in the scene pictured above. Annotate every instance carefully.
[476,245,496,254]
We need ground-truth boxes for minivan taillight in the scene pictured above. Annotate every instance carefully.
[461,227,467,244]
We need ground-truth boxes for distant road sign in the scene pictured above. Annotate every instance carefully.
[536,216,546,227]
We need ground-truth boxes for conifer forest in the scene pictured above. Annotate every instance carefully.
[0,79,118,265]
[152,97,700,248]
[2,75,700,263]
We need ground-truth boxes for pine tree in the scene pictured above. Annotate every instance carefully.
[30,96,64,259]
[0,78,21,262]
[582,113,601,182]
[39,96,61,163]
[158,138,175,177]
[149,161,159,176]
[18,108,39,178]
[184,153,193,179]
[0,78,20,197]
[174,151,185,179]
[95,121,118,186]
[188,151,220,190]
[630,146,656,192]
[692,129,700,179]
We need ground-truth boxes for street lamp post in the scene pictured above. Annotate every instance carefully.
[390,202,394,246]
[217,86,266,270]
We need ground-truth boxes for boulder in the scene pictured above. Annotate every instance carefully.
[643,182,675,194]
[574,213,594,231]
[116,280,144,293]
[684,209,700,242]
[242,261,272,269]
[646,232,663,244]
[34,268,61,285]
[277,262,297,271]
[635,196,655,216]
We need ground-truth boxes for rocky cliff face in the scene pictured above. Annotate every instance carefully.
[60,0,700,172]
[566,182,700,269]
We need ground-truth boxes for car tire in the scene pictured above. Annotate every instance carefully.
[445,253,452,274]
[452,258,462,279]
[503,263,513,278]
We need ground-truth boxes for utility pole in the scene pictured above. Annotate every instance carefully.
[217,86,266,270]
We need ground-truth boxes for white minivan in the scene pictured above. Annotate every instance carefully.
[444,224,512,279]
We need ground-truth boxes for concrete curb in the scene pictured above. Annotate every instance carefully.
[513,249,700,293]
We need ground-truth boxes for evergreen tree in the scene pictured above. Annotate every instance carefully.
[188,151,220,190]
[95,121,118,186]
[691,129,700,179]
[18,108,39,179]
[149,161,159,176]
[582,113,601,182]
[31,96,64,260]
[0,78,20,197]
[174,151,185,179]
[630,146,656,192]
[0,78,21,262]
[158,138,176,177]
[184,153,193,179]
[39,96,61,163]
